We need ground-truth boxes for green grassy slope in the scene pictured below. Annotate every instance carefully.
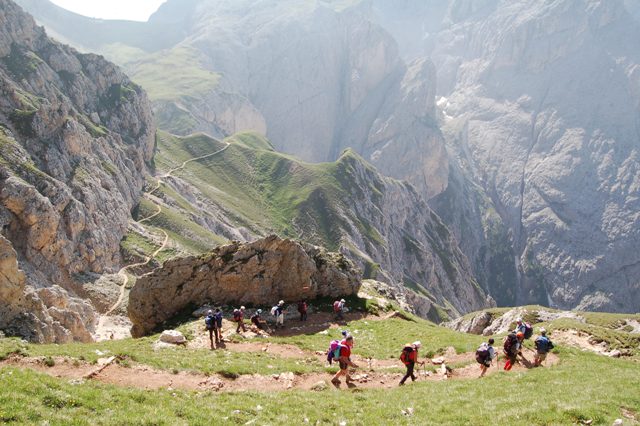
[147,131,387,255]
[1,301,639,425]
[124,46,219,102]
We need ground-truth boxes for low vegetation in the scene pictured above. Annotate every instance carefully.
[124,46,219,102]
[1,302,639,424]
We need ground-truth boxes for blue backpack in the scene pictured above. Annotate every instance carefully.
[535,336,553,353]
[205,315,215,330]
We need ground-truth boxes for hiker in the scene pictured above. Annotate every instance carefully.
[213,308,223,342]
[204,309,216,349]
[399,341,425,385]
[331,335,358,386]
[250,309,269,331]
[272,300,285,329]
[514,318,527,335]
[476,338,497,377]
[297,299,308,322]
[503,331,523,370]
[334,298,346,320]
[534,328,554,367]
[234,306,247,333]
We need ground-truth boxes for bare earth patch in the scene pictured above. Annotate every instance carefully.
[0,347,557,392]
[552,329,611,355]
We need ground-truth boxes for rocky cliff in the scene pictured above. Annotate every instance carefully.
[364,0,640,313]
[18,0,450,199]
[128,235,361,336]
[0,0,155,342]
[428,0,640,312]
[16,0,639,314]
[144,132,493,323]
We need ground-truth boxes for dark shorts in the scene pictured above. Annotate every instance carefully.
[339,360,349,370]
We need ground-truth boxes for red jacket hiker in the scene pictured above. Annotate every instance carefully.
[400,341,423,385]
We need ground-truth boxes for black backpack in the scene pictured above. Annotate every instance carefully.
[535,336,554,353]
[524,323,533,339]
[504,333,518,355]
[475,344,490,364]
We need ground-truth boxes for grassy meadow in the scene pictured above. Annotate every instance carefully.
[2,303,639,425]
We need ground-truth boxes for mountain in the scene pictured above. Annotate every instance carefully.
[16,0,449,199]
[130,131,491,322]
[426,1,640,312]
[0,0,155,342]
[14,0,640,314]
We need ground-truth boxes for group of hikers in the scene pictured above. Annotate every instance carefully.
[206,305,554,385]
[327,317,554,387]
[203,298,349,350]
[475,318,554,376]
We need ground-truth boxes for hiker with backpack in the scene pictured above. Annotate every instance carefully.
[399,341,425,385]
[503,331,524,370]
[334,299,346,320]
[250,309,269,331]
[476,338,497,377]
[297,299,308,322]
[272,300,285,329]
[331,335,358,386]
[234,306,247,333]
[515,318,533,339]
[204,310,216,349]
[534,328,554,367]
[213,308,223,343]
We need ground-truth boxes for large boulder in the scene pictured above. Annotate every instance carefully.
[128,235,361,337]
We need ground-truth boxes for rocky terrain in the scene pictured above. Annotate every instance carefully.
[12,0,640,316]
[427,1,640,312]
[143,133,493,323]
[0,0,154,342]
[128,235,361,336]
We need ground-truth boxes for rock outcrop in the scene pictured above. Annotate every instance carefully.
[0,0,154,342]
[128,235,361,337]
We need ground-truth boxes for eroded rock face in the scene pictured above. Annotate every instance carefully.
[128,235,361,337]
[0,0,154,342]
[430,0,640,312]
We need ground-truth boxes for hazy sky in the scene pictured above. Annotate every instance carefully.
[49,0,168,21]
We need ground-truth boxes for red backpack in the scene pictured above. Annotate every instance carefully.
[333,300,341,312]
[399,345,414,364]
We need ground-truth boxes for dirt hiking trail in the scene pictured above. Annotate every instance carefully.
[93,140,229,341]
[1,345,557,393]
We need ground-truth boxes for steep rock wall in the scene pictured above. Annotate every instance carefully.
[0,0,155,342]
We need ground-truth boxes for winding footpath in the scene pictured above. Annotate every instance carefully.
[94,140,230,339]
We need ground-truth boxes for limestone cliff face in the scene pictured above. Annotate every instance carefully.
[328,151,492,320]
[19,0,451,201]
[429,0,640,312]
[128,235,361,336]
[366,0,640,313]
[0,0,154,342]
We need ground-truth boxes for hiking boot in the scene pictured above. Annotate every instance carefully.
[331,378,340,386]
